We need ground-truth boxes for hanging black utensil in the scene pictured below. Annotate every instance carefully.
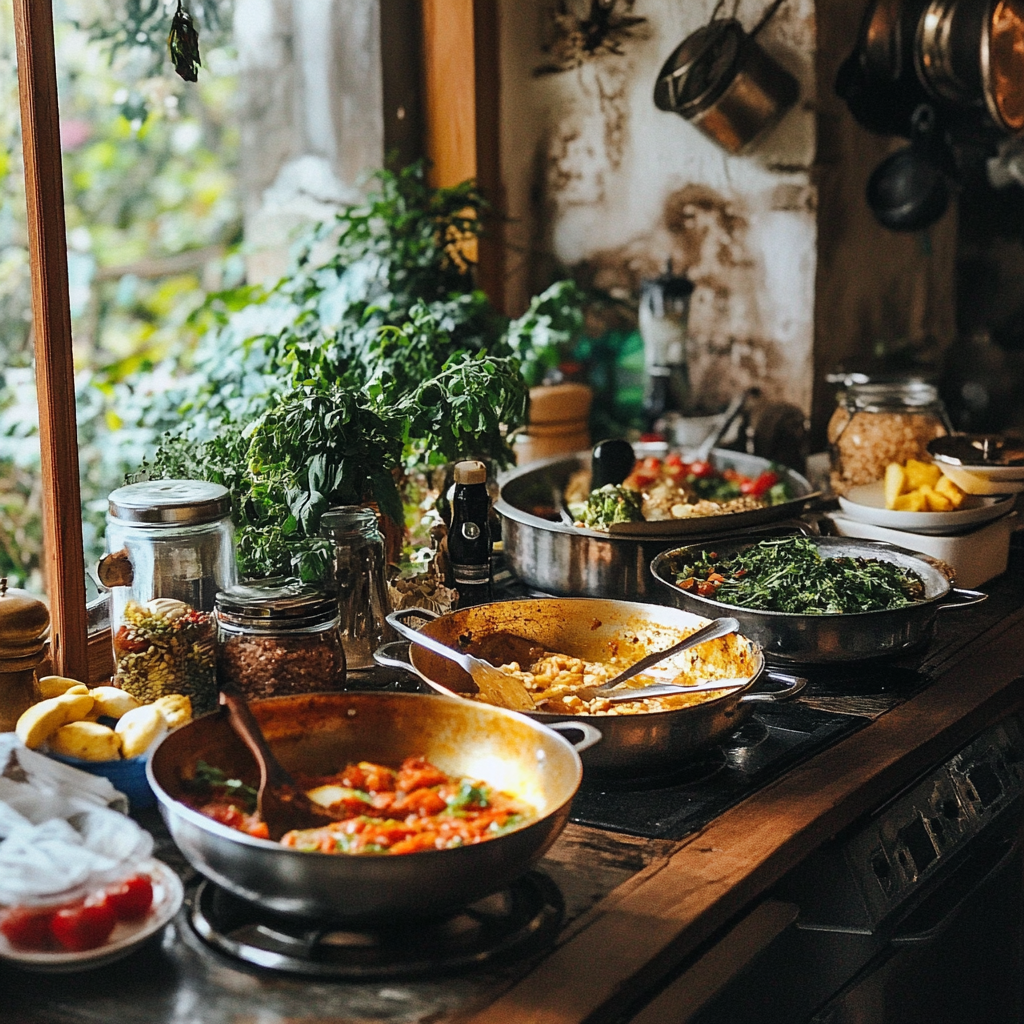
[866,103,954,231]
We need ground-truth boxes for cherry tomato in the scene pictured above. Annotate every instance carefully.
[50,895,117,952]
[0,907,54,951]
[105,874,154,922]
[743,471,779,499]
[688,460,713,478]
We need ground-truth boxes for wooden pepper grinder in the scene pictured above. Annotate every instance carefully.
[0,577,50,731]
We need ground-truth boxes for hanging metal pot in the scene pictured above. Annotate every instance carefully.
[916,0,1024,135]
[654,0,800,154]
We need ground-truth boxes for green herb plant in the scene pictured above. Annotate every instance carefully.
[142,162,586,581]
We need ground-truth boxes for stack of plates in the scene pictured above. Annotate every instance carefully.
[926,435,1024,496]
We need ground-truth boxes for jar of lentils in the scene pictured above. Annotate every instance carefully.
[828,378,951,495]
[215,579,346,699]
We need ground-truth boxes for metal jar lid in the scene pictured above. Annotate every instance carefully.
[928,434,1024,466]
[108,480,231,527]
[320,506,382,541]
[215,578,337,629]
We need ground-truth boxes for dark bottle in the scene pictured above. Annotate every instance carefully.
[448,460,492,606]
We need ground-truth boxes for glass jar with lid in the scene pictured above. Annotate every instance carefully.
[104,480,235,713]
[320,506,393,670]
[828,378,951,495]
[215,578,346,699]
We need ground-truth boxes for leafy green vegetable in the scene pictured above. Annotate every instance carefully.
[578,484,643,529]
[446,779,491,811]
[140,163,586,579]
[674,536,925,614]
[190,760,258,812]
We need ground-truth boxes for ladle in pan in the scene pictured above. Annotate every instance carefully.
[218,683,336,841]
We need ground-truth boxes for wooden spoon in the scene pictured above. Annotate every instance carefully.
[218,685,336,842]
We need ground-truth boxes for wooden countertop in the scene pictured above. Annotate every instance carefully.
[467,603,1024,1024]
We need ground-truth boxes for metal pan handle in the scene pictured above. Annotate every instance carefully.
[386,608,472,672]
[739,670,807,703]
[372,640,418,674]
[547,721,603,753]
[937,588,988,612]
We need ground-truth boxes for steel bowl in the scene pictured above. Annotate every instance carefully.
[650,536,988,666]
[496,449,815,600]
[147,692,593,921]
[374,598,805,773]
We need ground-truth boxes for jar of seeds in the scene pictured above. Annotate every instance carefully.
[104,480,236,713]
[215,579,346,699]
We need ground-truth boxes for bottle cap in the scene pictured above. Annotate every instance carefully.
[454,461,487,485]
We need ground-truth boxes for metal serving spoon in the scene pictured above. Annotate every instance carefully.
[386,609,536,712]
[577,616,740,701]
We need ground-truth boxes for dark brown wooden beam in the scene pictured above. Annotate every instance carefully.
[12,0,88,681]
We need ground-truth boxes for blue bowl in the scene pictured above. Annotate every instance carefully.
[47,751,155,810]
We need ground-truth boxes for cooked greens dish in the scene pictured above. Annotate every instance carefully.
[577,484,644,529]
[672,537,926,615]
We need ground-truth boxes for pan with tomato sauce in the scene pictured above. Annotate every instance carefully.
[185,755,534,854]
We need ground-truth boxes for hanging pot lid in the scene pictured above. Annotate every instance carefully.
[928,433,1024,465]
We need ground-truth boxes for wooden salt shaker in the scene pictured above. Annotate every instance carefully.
[0,577,50,731]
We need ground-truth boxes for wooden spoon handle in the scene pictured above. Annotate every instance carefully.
[218,684,296,791]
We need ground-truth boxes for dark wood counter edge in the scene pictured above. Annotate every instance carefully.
[465,606,1024,1024]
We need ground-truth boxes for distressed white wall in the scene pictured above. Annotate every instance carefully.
[499,0,817,413]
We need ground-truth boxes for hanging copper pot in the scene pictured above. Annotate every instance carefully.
[654,0,800,154]
[916,0,1024,134]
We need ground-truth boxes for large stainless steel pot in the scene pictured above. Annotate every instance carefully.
[375,598,805,773]
[651,536,988,666]
[147,692,593,921]
[497,449,815,599]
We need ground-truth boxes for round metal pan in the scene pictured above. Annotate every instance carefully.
[374,598,806,773]
[147,692,593,922]
[650,536,988,666]
[496,449,816,599]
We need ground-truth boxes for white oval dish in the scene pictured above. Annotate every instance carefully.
[934,465,1024,495]
[0,858,182,973]
[838,481,1016,534]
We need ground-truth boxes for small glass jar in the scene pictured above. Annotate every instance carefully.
[105,480,235,713]
[828,379,951,495]
[215,578,346,699]
[320,506,393,670]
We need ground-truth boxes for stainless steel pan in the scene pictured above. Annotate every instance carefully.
[374,598,805,772]
[650,536,988,665]
[496,449,816,599]
[147,692,596,921]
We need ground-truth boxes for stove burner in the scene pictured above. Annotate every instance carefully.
[584,748,727,791]
[190,871,564,979]
[721,719,770,769]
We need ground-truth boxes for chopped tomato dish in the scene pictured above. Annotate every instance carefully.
[186,757,534,855]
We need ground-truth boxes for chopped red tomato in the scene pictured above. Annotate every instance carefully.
[105,874,154,922]
[50,895,117,952]
[0,907,55,950]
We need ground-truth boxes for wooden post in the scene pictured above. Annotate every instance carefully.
[421,0,505,311]
[12,0,89,680]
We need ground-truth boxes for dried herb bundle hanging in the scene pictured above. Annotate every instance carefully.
[168,0,202,83]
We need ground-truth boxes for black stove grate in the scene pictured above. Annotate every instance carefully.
[189,871,564,979]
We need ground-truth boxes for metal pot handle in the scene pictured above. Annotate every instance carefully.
[546,721,603,753]
[373,640,418,674]
[739,670,807,703]
[937,588,988,612]
[386,608,475,672]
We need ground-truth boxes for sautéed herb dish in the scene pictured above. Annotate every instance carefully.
[673,536,926,615]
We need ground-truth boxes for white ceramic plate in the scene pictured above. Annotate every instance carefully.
[838,481,1016,534]
[0,858,182,973]
[935,465,1024,495]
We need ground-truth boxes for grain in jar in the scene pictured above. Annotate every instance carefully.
[828,380,950,495]
[215,579,345,699]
